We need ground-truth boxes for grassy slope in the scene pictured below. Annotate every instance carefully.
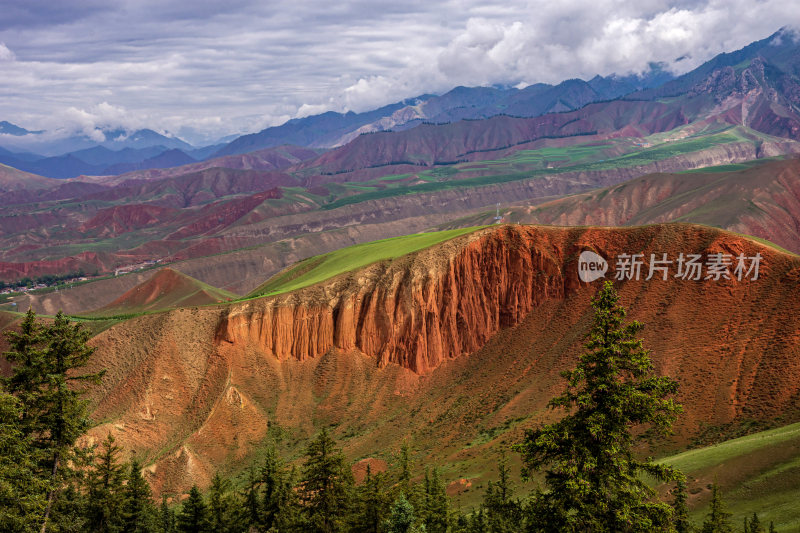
[247,227,483,298]
[320,126,763,210]
[660,422,800,529]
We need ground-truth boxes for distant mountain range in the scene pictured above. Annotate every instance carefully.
[0,66,672,178]
[3,28,799,180]
[2,27,800,284]
[213,65,674,157]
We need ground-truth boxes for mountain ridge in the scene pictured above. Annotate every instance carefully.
[74,223,800,495]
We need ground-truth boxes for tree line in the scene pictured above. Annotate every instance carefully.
[0,270,92,291]
[0,283,779,531]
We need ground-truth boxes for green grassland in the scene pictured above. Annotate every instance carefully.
[247,226,483,298]
[320,126,766,211]
[659,422,800,529]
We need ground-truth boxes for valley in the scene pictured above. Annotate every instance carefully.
[2,22,800,531]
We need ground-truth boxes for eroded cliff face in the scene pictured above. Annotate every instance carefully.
[217,226,570,373]
[82,223,800,497]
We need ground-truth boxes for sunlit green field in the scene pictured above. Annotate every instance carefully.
[660,422,800,529]
[248,226,483,298]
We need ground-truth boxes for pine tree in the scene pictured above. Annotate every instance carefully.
[422,467,449,533]
[672,478,693,533]
[3,309,46,435]
[4,310,104,533]
[398,443,413,495]
[86,433,126,533]
[261,446,294,530]
[0,387,47,532]
[467,507,487,533]
[699,483,733,533]
[207,474,231,532]
[452,511,468,533]
[274,465,304,531]
[177,485,209,533]
[514,281,683,532]
[384,493,425,533]
[241,447,302,531]
[768,521,776,533]
[50,479,90,533]
[159,495,175,533]
[300,428,354,533]
[482,454,521,533]
[393,442,423,517]
[243,468,261,528]
[351,465,392,533]
[748,512,763,533]
[122,459,154,533]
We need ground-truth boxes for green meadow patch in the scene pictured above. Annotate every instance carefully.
[247,227,484,298]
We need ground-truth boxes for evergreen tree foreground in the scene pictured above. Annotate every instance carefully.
[514,281,684,532]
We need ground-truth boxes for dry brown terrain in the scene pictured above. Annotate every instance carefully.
[71,224,800,496]
[442,158,800,254]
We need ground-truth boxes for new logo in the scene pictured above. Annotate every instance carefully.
[578,251,608,283]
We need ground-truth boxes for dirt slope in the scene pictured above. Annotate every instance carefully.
[78,224,800,496]
[445,158,800,253]
[93,268,235,315]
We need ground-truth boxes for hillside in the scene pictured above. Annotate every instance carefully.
[91,268,236,316]
[442,157,800,254]
[2,123,793,287]
[0,163,59,192]
[3,29,800,291]
[72,224,800,499]
[660,422,800,529]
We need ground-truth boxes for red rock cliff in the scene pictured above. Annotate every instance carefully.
[81,223,800,496]
[216,226,577,373]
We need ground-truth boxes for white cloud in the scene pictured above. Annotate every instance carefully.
[0,1,799,141]
[0,42,14,61]
[336,1,800,114]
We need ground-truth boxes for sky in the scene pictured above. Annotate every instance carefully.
[0,0,798,145]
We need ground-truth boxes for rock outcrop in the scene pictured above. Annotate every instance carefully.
[79,224,800,496]
[217,226,569,373]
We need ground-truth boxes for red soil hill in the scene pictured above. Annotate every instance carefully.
[81,224,800,495]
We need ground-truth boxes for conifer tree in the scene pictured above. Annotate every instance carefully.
[243,468,261,528]
[699,483,733,533]
[748,512,763,533]
[86,433,126,533]
[453,511,469,533]
[300,427,354,533]
[482,454,521,533]
[50,479,90,533]
[122,459,155,533]
[768,521,776,533]
[422,467,449,533]
[515,281,683,532]
[260,447,281,526]
[0,387,47,532]
[467,507,487,533]
[261,446,297,530]
[352,465,392,533]
[177,485,209,533]
[275,465,304,531]
[672,478,693,533]
[159,495,175,533]
[385,493,425,533]
[395,443,418,499]
[4,310,104,533]
[207,474,232,532]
